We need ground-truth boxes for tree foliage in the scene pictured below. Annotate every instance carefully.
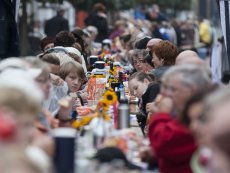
[71,0,133,11]
[34,0,192,11]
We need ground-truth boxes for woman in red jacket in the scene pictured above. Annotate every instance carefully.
[147,64,211,173]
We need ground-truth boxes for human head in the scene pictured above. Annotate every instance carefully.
[72,42,82,52]
[0,58,28,72]
[146,38,162,51]
[0,87,41,119]
[44,47,74,65]
[202,88,230,145]
[161,64,211,116]
[128,72,153,98]
[57,6,65,16]
[25,57,51,100]
[151,40,178,68]
[198,87,230,172]
[59,61,86,92]
[0,69,43,144]
[181,85,218,145]
[93,3,106,13]
[71,28,87,52]
[134,36,152,49]
[176,50,204,65]
[64,47,83,64]
[40,53,60,75]
[114,20,126,31]
[40,37,54,52]
[85,26,98,41]
[147,4,160,19]
[102,39,112,51]
[131,49,149,72]
[54,31,75,47]
[0,87,41,144]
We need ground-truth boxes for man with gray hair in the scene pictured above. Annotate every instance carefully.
[147,64,211,173]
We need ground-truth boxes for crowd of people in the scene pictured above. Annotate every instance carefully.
[1,2,230,173]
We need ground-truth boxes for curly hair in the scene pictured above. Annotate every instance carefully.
[151,40,178,66]
[54,31,75,47]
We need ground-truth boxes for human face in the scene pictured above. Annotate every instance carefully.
[146,43,154,51]
[36,72,51,100]
[161,75,193,115]
[65,72,83,93]
[44,43,54,52]
[133,58,146,72]
[202,102,230,172]
[49,64,60,75]
[128,78,149,99]
[152,52,163,68]
[205,101,230,147]
[188,102,205,145]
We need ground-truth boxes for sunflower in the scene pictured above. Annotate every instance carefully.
[103,90,117,105]
[80,116,94,126]
[71,115,95,129]
[109,69,117,76]
[108,77,118,84]
[98,99,109,111]
[72,120,81,129]
[103,114,110,121]
[96,100,109,111]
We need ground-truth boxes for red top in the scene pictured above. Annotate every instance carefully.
[148,112,197,173]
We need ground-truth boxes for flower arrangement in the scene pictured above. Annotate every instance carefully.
[103,89,117,105]
[72,89,118,129]
[108,65,119,85]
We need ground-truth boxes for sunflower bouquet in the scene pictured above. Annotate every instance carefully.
[95,89,118,120]
[72,89,118,129]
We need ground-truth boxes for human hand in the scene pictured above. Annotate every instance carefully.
[139,146,153,162]
[146,102,159,115]
[158,97,173,113]
[79,91,88,103]
[57,97,73,121]
[146,95,173,115]
[30,128,55,157]
[72,97,81,110]
[50,74,64,86]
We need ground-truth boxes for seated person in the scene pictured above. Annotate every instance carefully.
[128,72,160,135]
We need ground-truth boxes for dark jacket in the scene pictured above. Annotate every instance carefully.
[85,12,108,42]
[0,0,20,59]
[44,15,69,38]
[137,83,160,131]
[151,66,170,82]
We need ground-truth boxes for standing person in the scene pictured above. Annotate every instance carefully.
[44,7,69,38]
[0,0,20,59]
[85,3,108,43]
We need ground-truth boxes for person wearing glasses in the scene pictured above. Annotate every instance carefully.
[131,49,154,73]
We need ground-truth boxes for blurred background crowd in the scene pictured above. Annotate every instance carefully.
[1,0,230,173]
